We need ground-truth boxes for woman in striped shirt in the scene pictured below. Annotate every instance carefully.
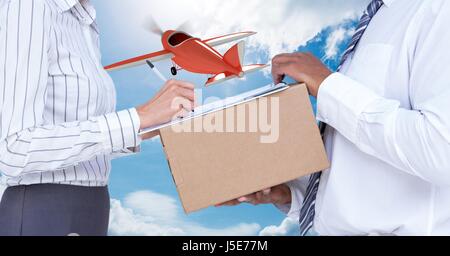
[0,0,195,235]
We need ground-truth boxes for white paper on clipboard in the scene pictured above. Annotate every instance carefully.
[139,83,289,135]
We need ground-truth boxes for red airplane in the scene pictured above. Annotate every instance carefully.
[104,30,268,86]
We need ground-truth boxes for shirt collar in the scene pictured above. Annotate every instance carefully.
[382,0,396,8]
[52,0,98,33]
[53,0,79,13]
[53,0,97,25]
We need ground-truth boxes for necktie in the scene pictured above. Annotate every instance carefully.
[298,0,385,236]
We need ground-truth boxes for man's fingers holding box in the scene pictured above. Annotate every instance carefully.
[216,184,292,207]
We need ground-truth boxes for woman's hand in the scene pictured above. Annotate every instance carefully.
[136,79,196,131]
[216,184,292,207]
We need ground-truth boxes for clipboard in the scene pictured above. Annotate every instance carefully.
[139,83,289,135]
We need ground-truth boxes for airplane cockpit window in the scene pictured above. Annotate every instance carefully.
[168,32,193,47]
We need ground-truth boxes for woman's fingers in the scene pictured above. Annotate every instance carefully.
[169,82,196,112]
[174,108,191,120]
[152,79,175,101]
[174,80,195,90]
[166,81,196,117]
[171,95,195,114]
[137,79,196,129]
[175,87,196,102]
[153,80,195,102]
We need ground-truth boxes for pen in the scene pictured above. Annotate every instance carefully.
[146,60,196,114]
[146,60,168,82]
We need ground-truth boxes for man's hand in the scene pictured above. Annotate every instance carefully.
[272,52,332,97]
[216,184,291,207]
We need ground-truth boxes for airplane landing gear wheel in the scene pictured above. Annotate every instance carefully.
[171,67,178,76]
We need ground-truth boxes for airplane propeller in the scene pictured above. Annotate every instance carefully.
[144,15,194,36]
[176,20,194,34]
[143,15,164,36]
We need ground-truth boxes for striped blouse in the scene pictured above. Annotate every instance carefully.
[0,0,141,187]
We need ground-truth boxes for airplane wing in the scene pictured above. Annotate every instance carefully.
[104,50,173,71]
[203,31,256,47]
[104,31,256,72]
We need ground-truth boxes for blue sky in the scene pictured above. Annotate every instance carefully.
[96,0,368,236]
[0,0,368,236]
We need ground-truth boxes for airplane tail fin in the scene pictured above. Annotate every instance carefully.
[206,64,269,87]
[223,41,245,69]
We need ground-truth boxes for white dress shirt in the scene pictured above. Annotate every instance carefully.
[282,0,450,235]
[0,0,141,187]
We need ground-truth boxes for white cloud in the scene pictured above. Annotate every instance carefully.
[0,184,297,236]
[259,217,299,236]
[324,26,355,60]
[102,0,369,61]
[109,190,261,236]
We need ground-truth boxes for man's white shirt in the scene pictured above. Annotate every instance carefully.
[283,0,450,235]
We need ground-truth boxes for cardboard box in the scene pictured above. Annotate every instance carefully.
[159,84,329,213]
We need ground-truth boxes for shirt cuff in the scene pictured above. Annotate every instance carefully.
[316,72,382,144]
[274,178,309,220]
[98,108,142,153]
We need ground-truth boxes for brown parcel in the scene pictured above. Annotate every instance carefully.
[159,84,329,213]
